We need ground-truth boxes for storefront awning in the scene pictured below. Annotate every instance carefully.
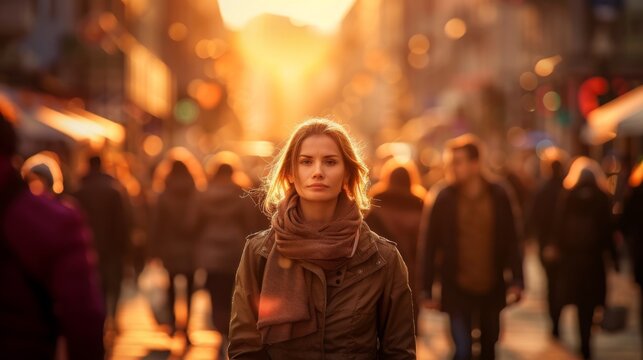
[0,86,125,148]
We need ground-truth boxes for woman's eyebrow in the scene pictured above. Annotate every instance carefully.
[298,154,340,158]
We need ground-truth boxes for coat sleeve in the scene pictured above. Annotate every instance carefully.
[228,239,269,359]
[377,247,416,359]
[498,187,524,289]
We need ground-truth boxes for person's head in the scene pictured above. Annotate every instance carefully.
[371,157,426,198]
[263,118,370,215]
[165,160,195,191]
[563,156,609,192]
[168,160,191,179]
[444,134,482,185]
[550,160,564,179]
[88,155,102,171]
[214,163,234,180]
[206,151,253,188]
[26,163,54,195]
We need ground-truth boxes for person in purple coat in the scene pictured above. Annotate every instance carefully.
[0,112,105,359]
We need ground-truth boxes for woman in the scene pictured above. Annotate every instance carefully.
[550,157,617,360]
[228,118,416,359]
[149,160,197,334]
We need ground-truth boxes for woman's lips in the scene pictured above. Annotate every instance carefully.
[307,184,329,190]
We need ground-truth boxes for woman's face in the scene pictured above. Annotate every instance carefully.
[290,134,346,203]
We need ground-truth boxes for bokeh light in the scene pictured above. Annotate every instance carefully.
[519,72,538,91]
[534,55,562,77]
[408,34,430,54]
[543,91,561,112]
[174,99,200,124]
[143,135,164,157]
[444,18,467,39]
[168,22,188,41]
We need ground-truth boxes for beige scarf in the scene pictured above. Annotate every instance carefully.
[257,190,362,344]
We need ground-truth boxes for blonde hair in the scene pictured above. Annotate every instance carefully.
[262,118,370,215]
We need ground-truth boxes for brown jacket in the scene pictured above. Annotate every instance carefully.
[228,224,416,359]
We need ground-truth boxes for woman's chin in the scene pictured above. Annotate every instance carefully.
[299,190,338,203]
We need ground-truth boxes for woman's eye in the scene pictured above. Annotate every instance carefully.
[300,159,312,165]
[325,160,337,166]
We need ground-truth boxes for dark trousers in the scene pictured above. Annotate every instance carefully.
[99,261,123,320]
[448,295,501,360]
[166,271,194,331]
[544,264,562,337]
[205,272,236,337]
[576,302,596,360]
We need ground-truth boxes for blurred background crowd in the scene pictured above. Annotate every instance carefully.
[0,0,642,359]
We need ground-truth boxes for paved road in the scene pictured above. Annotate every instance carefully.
[109,243,642,359]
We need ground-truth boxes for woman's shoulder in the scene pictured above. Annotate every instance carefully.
[244,228,273,256]
[366,228,402,262]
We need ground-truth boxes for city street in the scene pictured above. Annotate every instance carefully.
[110,243,642,360]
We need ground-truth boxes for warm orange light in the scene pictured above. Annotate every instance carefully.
[0,94,18,123]
[37,107,105,148]
[168,22,188,41]
[194,82,222,110]
[218,0,357,33]
[563,157,609,192]
[195,39,211,59]
[408,34,430,54]
[630,161,643,188]
[408,53,429,69]
[98,12,118,32]
[444,18,467,39]
[127,44,172,118]
[21,152,65,194]
[534,55,562,77]
[143,135,163,157]
[587,85,643,145]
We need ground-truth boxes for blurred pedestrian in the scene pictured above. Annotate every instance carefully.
[552,157,618,359]
[192,155,264,356]
[527,151,566,338]
[366,159,425,325]
[149,160,198,335]
[73,155,132,331]
[621,161,643,340]
[418,134,524,360]
[228,118,416,358]
[0,113,105,359]
[24,163,55,197]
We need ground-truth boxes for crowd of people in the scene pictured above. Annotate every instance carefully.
[1,113,642,360]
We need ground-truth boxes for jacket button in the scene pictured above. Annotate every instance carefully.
[376,260,382,266]
[357,269,363,274]
[336,271,342,276]
[335,279,340,285]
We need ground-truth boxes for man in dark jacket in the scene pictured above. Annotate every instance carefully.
[527,157,565,338]
[74,155,131,326]
[0,113,105,359]
[418,134,524,360]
